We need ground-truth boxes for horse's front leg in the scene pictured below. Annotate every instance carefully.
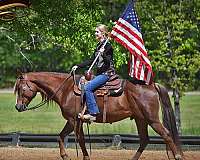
[58,120,74,160]
[76,119,90,160]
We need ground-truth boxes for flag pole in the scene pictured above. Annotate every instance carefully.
[87,38,109,74]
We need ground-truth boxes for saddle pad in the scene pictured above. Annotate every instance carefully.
[104,79,121,86]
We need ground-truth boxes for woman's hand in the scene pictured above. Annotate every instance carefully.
[99,47,105,53]
[71,65,78,72]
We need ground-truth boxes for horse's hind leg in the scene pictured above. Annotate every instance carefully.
[58,120,74,160]
[131,119,149,160]
[150,122,181,160]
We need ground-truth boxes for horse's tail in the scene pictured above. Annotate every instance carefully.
[155,83,182,154]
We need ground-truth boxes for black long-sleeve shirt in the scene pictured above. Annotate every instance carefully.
[77,40,115,76]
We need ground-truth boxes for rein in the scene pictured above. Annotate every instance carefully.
[26,73,72,111]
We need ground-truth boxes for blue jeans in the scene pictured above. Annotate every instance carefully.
[84,74,109,115]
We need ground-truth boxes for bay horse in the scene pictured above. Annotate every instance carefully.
[14,72,183,160]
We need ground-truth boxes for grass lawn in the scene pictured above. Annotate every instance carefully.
[0,92,199,135]
[0,93,65,134]
[179,95,200,135]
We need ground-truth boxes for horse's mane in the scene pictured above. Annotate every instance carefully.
[35,72,70,105]
[40,92,54,105]
[36,72,69,78]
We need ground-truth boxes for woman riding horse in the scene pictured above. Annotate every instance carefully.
[71,24,115,121]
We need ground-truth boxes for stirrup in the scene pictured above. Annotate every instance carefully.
[78,104,87,119]
[78,113,96,121]
[83,114,96,121]
[78,113,84,119]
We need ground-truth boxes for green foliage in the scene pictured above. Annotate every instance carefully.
[136,0,200,91]
[0,0,199,91]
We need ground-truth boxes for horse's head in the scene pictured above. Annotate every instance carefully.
[14,74,37,112]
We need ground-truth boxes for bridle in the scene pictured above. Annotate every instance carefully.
[20,80,37,101]
[18,73,72,111]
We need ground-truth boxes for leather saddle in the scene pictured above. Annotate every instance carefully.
[74,74,125,96]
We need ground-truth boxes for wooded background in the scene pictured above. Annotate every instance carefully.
[0,0,199,92]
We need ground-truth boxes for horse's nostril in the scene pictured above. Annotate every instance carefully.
[15,104,21,112]
[15,104,27,112]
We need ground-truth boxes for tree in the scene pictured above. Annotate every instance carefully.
[136,0,200,91]
[0,0,199,91]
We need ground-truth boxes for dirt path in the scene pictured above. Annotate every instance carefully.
[0,147,199,160]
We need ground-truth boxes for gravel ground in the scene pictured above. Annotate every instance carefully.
[0,147,199,160]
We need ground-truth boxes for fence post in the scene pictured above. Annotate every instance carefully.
[11,132,20,146]
[112,135,122,148]
[64,136,68,148]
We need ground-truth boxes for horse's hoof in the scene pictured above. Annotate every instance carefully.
[175,154,182,160]
[83,156,90,160]
[61,155,71,160]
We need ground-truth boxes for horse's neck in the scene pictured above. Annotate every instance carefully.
[27,72,71,99]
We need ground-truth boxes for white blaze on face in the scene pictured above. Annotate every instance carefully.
[16,93,19,104]
[14,81,19,105]
[15,88,19,104]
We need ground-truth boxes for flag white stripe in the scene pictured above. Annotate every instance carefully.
[130,54,135,77]
[135,58,140,79]
[146,70,152,84]
[139,64,145,80]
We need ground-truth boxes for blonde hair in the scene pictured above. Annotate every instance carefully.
[96,24,110,38]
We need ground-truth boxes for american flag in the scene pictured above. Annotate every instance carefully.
[111,0,153,84]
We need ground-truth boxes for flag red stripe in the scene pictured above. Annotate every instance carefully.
[112,34,152,70]
[112,34,152,79]
[116,20,144,45]
[111,29,151,66]
[113,35,147,80]
[112,27,148,58]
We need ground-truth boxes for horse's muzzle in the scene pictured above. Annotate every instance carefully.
[15,104,27,112]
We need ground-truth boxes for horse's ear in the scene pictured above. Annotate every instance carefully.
[16,69,24,79]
